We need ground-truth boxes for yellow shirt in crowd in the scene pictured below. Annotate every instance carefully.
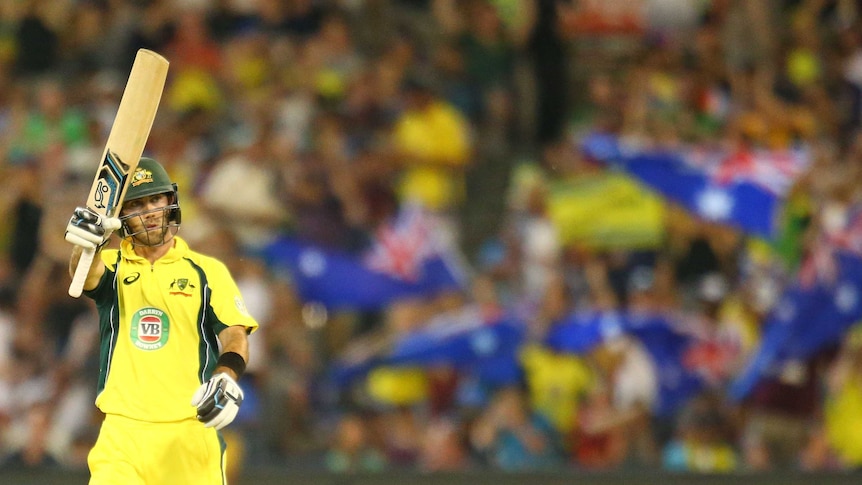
[392,100,471,211]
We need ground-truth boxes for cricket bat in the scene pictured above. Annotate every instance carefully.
[69,49,169,297]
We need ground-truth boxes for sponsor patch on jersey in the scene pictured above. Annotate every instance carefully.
[131,307,170,351]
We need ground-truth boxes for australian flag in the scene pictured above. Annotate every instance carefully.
[545,310,718,418]
[580,133,810,238]
[264,204,467,311]
[799,202,862,288]
[385,308,525,385]
[329,306,526,388]
[730,204,862,401]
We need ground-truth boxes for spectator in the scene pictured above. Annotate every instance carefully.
[573,382,629,470]
[390,72,473,215]
[525,0,571,146]
[822,327,862,469]
[1,0,862,479]
[12,79,88,161]
[583,335,660,467]
[662,393,738,473]
[740,355,833,471]
[13,1,59,77]
[520,341,594,443]
[469,386,565,471]
[199,126,289,251]
[325,412,387,473]
[0,345,56,468]
[418,416,470,472]
[0,402,59,469]
[5,163,41,279]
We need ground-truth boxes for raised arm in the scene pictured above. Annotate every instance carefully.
[66,207,119,292]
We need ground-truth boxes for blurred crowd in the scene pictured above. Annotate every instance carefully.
[1,0,862,479]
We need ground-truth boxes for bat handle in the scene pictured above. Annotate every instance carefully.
[69,247,96,298]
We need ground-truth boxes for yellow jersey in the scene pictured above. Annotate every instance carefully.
[520,343,594,433]
[85,236,258,422]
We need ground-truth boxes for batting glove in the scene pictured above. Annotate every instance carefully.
[65,207,121,250]
[191,372,244,430]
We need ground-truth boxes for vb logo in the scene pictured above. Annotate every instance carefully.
[138,317,161,342]
[131,307,170,351]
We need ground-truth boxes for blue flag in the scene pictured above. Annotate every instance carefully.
[264,205,466,311]
[625,313,713,418]
[729,251,862,401]
[544,310,625,353]
[545,310,711,417]
[730,202,862,401]
[328,307,525,387]
[387,309,525,385]
[580,133,810,238]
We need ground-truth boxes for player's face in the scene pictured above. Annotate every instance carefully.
[121,193,173,246]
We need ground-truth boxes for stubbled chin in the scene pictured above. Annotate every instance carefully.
[133,228,170,246]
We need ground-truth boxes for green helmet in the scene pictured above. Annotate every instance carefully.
[126,157,175,201]
[119,157,182,245]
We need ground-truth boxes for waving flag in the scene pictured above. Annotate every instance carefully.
[730,203,862,401]
[800,202,862,287]
[544,310,625,353]
[545,310,716,417]
[264,204,467,311]
[364,203,437,281]
[627,313,717,417]
[546,172,666,250]
[580,133,810,238]
[729,252,862,401]
[387,308,525,385]
[329,307,526,388]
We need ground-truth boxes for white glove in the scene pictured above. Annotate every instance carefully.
[191,372,243,430]
[65,207,121,249]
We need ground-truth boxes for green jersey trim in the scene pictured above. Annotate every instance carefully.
[89,251,122,395]
[186,258,223,383]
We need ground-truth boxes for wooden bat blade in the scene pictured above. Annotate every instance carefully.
[86,49,169,219]
[69,49,169,298]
